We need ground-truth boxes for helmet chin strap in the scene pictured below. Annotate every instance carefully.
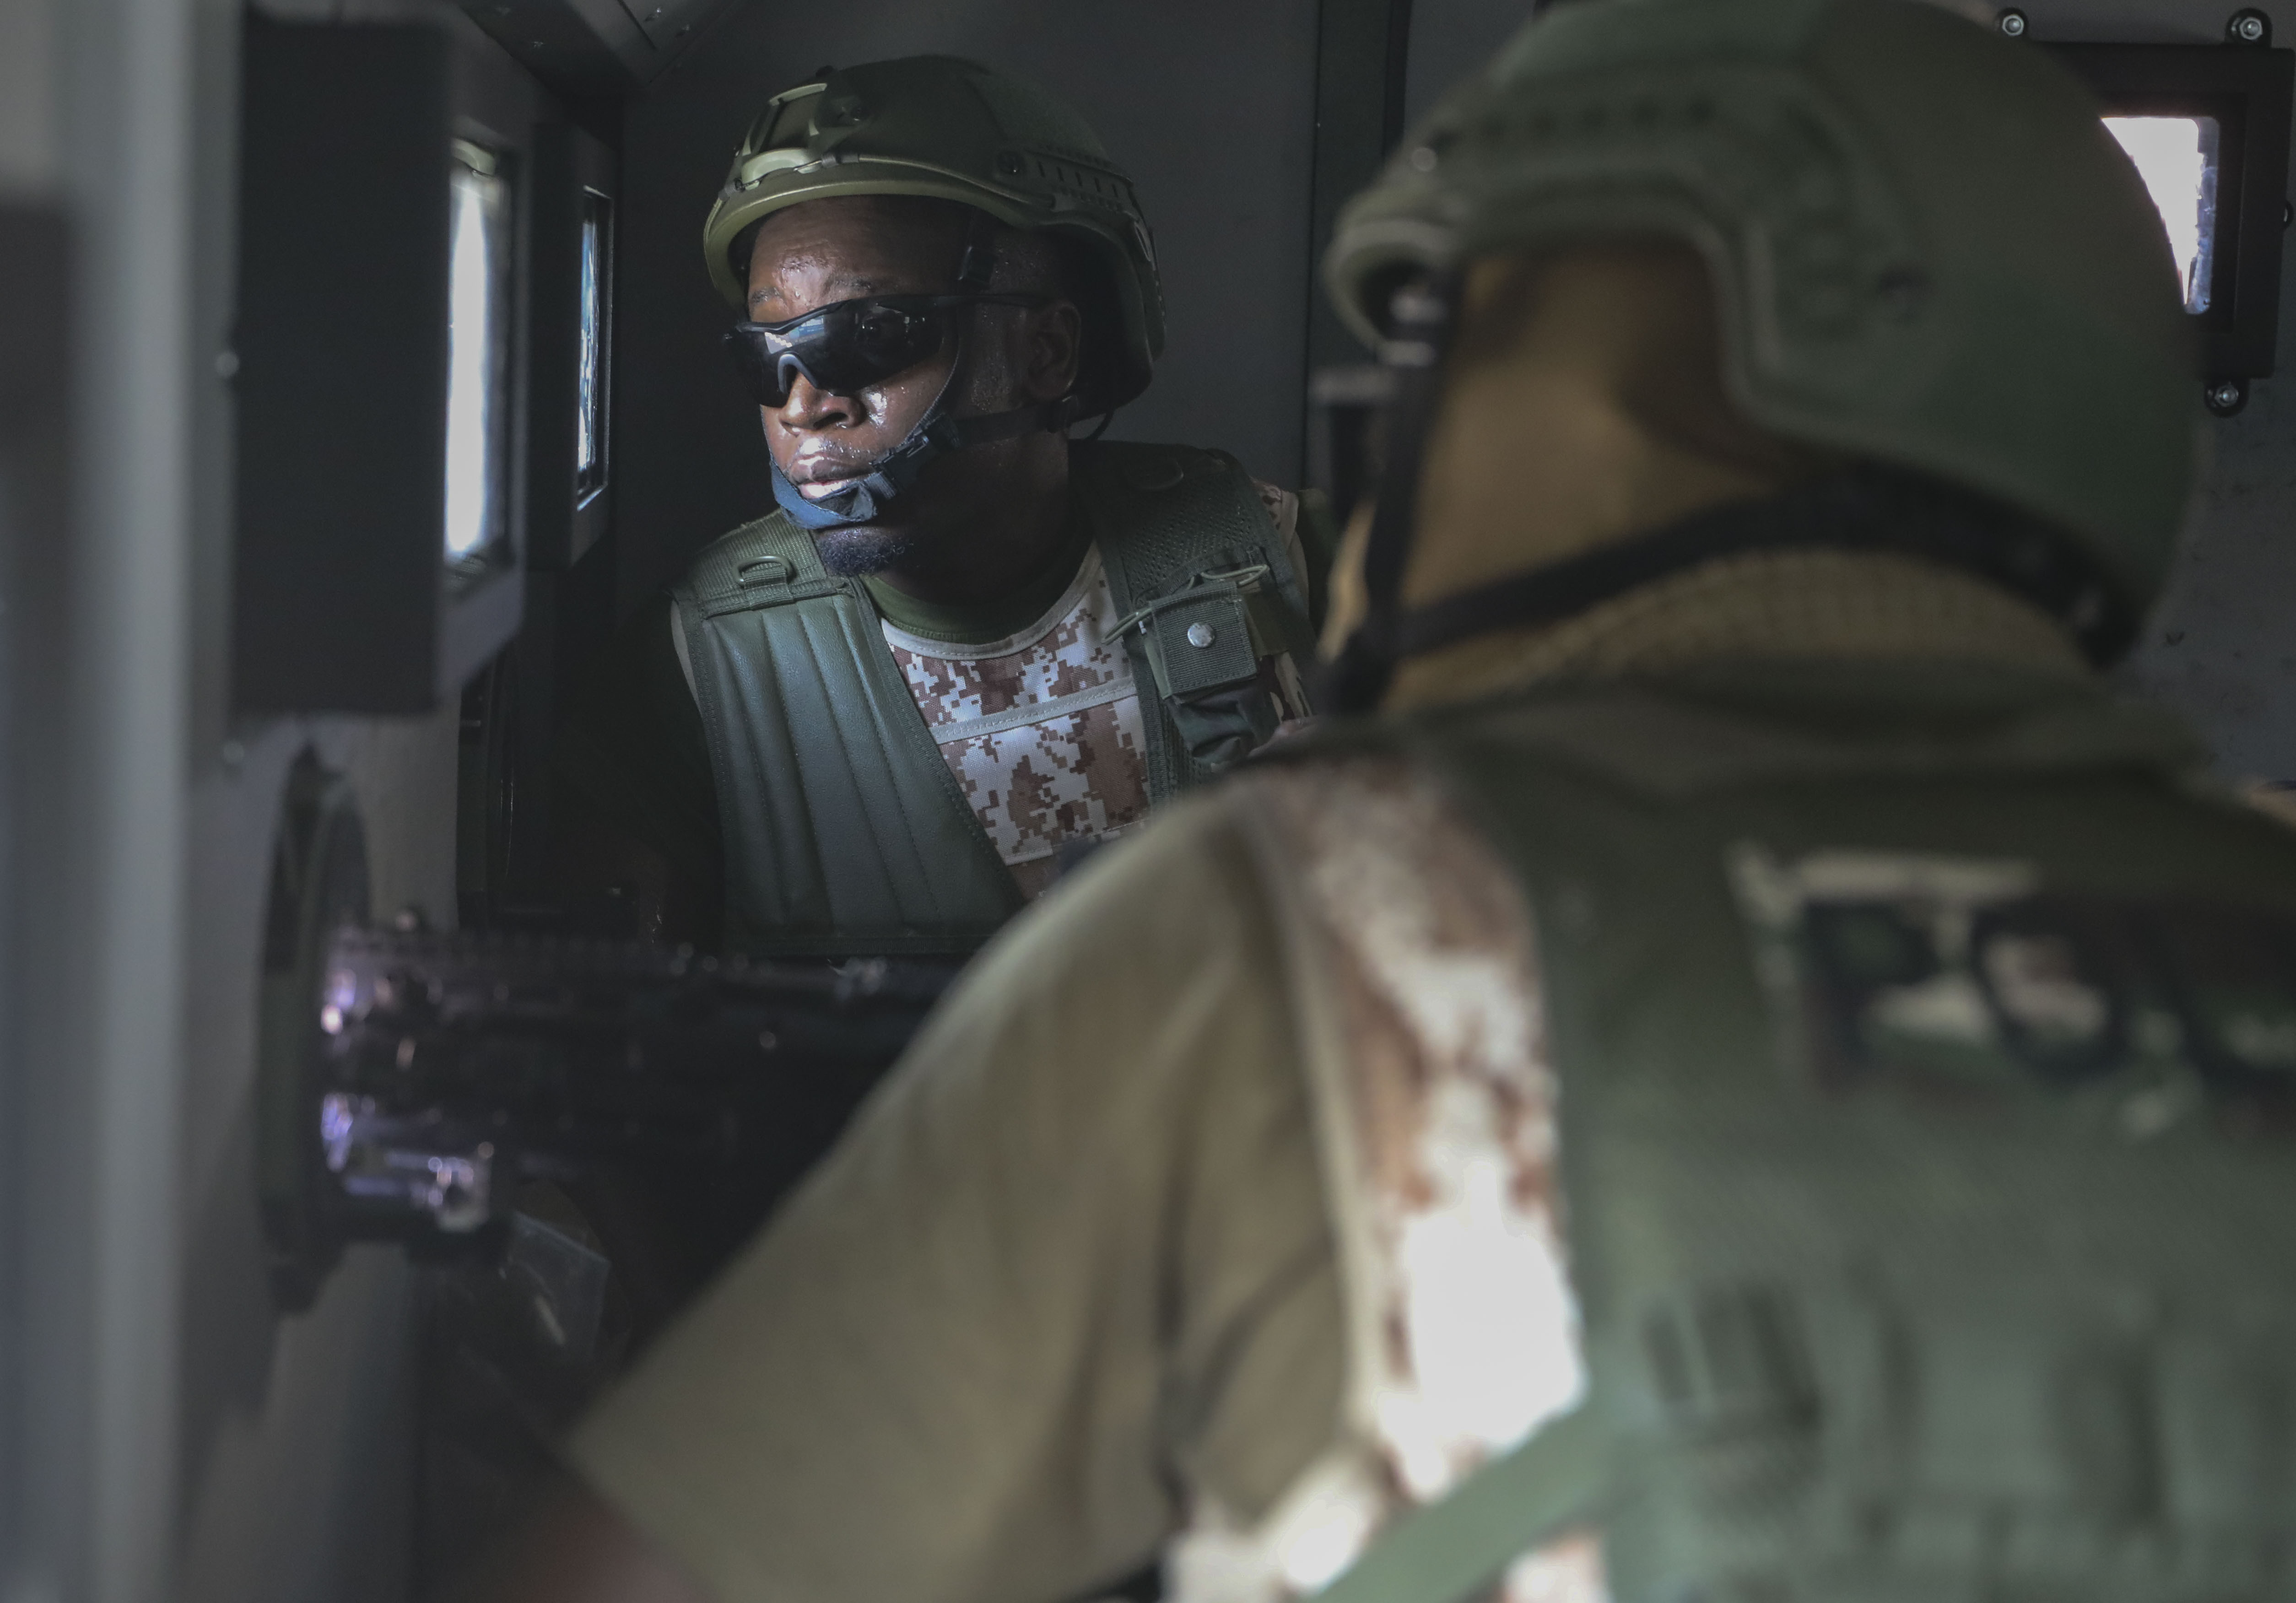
[1319,274,1461,716]
[770,210,1077,532]
[769,397,1071,529]
[1320,273,2135,709]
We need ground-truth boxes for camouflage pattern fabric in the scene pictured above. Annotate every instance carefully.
[884,485,1308,900]
[1172,757,1604,1603]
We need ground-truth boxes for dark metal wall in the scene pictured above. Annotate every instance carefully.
[0,194,80,1603]
[2016,0,2296,778]
[1403,0,1533,125]
[1302,0,1415,380]
[609,0,1324,615]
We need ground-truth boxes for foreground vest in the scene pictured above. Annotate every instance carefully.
[1230,663,2296,1603]
[672,440,1315,956]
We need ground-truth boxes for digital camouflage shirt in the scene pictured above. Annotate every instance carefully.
[878,482,1308,898]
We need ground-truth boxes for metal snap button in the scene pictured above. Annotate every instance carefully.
[1186,621,1216,648]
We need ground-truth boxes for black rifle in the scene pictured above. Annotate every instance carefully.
[261,920,959,1309]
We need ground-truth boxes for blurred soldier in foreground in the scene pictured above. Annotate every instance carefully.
[467,1,2296,1599]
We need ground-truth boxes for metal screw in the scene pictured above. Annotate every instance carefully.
[2206,378,2247,415]
[2230,8,2271,43]
[1186,621,1216,648]
[1997,8,2027,36]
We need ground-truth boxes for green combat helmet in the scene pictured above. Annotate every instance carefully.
[702,55,1164,416]
[1320,0,2199,702]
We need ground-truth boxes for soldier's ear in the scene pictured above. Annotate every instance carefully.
[1022,299,1083,402]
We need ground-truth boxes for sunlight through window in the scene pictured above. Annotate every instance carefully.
[577,189,613,502]
[444,141,511,563]
[2105,114,2220,313]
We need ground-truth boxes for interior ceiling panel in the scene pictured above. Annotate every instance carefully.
[2009,0,2229,43]
[455,0,742,93]
[610,0,1320,614]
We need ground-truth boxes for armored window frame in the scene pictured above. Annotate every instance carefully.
[2049,40,2295,382]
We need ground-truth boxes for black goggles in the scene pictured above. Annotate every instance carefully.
[723,292,1047,407]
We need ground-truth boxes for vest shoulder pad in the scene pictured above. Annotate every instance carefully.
[1070,440,1277,596]
[674,511,843,619]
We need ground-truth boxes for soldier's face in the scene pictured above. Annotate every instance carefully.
[741,199,1081,579]
[745,198,976,508]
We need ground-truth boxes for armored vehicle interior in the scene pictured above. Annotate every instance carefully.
[0,0,2290,1595]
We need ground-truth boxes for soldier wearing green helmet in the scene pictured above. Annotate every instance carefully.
[558,55,1322,960]
[468,5,2296,1602]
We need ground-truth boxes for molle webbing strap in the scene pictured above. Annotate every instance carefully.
[1393,467,2139,671]
[1076,441,1315,798]
[1400,676,2296,1603]
[1313,1408,1615,1603]
[671,513,1020,956]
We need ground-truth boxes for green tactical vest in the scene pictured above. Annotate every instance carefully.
[1311,662,2296,1603]
[670,440,1316,957]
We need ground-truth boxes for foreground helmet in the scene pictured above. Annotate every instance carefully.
[702,55,1164,416]
[1324,0,2197,619]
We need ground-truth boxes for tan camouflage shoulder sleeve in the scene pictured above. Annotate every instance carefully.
[567,790,1345,1603]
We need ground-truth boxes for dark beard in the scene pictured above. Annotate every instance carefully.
[814,525,922,577]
